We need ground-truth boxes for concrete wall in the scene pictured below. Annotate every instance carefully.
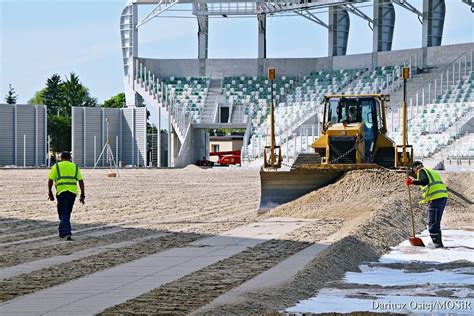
[140,42,474,79]
[0,104,47,167]
[172,127,208,167]
[426,43,474,67]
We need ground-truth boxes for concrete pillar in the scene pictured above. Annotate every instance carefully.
[422,0,445,48]
[373,0,395,53]
[257,14,266,58]
[168,111,172,167]
[170,129,176,168]
[328,6,349,56]
[197,14,208,59]
[123,4,139,106]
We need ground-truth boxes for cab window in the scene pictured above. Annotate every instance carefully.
[361,99,374,129]
[328,100,339,123]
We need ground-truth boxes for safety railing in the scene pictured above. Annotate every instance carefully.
[410,51,473,108]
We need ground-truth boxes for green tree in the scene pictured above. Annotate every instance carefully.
[28,88,46,105]
[102,92,125,108]
[27,72,98,151]
[4,84,18,104]
[48,115,71,152]
[42,74,64,114]
[61,72,97,116]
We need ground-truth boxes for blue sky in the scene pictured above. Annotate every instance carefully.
[1,0,472,109]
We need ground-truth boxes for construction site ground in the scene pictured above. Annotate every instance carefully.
[0,168,472,315]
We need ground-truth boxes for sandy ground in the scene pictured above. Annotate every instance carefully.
[0,168,472,314]
[197,170,473,314]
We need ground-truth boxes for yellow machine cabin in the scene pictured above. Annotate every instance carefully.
[310,94,411,169]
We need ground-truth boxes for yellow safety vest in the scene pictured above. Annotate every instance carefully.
[417,167,448,204]
[51,161,81,195]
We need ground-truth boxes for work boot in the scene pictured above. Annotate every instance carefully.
[436,232,444,248]
[65,235,73,241]
[430,233,444,248]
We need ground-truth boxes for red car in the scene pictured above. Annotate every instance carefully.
[211,150,241,166]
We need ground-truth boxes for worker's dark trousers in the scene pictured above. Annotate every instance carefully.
[56,191,76,238]
[428,197,447,245]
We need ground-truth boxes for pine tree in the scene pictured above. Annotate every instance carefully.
[42,74,64,115]
[61,72,97,116]
[4,84,18,104]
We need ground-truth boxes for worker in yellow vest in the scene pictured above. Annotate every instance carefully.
[405,161,448,248]
[48,151,85,241]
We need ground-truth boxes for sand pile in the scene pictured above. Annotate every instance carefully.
[267,169,414,224]
[183,164,203,171]
[444,172,474,200]
[440,172,474,229]
[266,169,473,233]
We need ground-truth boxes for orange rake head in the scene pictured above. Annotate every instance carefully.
[409,236,425,247]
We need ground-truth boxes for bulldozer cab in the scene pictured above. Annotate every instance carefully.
[323,96,382,161]
[326,97,376,125]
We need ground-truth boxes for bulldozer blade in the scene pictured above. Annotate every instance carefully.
[258,169,344,213]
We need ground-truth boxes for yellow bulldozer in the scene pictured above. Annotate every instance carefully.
[259,90,414,212]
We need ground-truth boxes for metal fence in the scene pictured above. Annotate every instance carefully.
[72,107,147,167]
[0,104,47,166]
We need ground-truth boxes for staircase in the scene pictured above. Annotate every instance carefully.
[132,64,188,143]
[135,84,183,141]
[201,79,224,123]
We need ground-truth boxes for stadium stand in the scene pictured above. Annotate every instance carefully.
[134,57,473,162]
[162,76,210,124]
[388,67,474,158]
[245,68,367,158]
[222,75,296,105]
[344,66,403,95]
[435,71,474,104]
[443,133,474,159]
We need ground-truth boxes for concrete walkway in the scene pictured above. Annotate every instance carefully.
[0,217,311,315]
[193,242,330,314]
[0,232,170,280]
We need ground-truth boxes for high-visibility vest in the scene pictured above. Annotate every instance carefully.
[417,167,448,204]
[54,162,80,195]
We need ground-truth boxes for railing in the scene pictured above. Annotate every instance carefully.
[194,2,256,16]
[136,58,212,140]
[409,51,473,108]
[445,106,474,136]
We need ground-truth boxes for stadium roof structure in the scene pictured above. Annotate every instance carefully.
[120,0,472,75]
